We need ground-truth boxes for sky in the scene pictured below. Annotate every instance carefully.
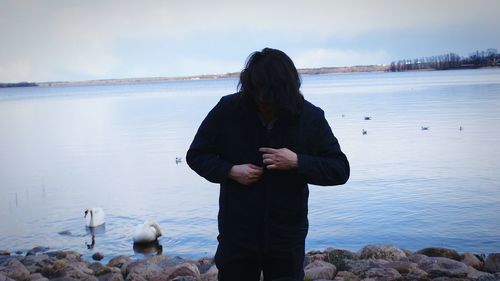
[1,0,499,83]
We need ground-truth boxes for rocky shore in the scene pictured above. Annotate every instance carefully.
[1,245,500,281]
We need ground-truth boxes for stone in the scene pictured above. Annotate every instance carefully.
[417,256,469,278]
[362,267,401,281]
[406,267,428,280]
[416,247,461,261]
[89,262,112,276]
[124,260,163,280]
[29,273,45,280]
[303,260,336,280]
[0,273,15,281]
[333,270,360,281]
[408,253,429,264]
[49,277,80,281]
[200,265,218,281]
[97,272,124,281]
[0,251,9,256]
[344,259,387,275]
[381,260,417,274]
[325,249,359,271]
[478,274,500,281]
[27,247,50,256]
[196,257,214,275]
[92,253,104,261]
[466,266,494,280]
[125,273,146,281]
[305,253,327,265]
[164,262,201,280]
[0,258,31,281]
[20,255,52,274]
[40,259,67,278]
[170,277,196,281]
[358,244,408,261]
[107,255,132,269]
[462,252,483,270]
[485,253,500,273]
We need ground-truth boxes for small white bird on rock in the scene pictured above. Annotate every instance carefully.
[84,207,105,228]
[133,219,162,244]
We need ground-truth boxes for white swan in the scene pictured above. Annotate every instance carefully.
[84,207,105,228]
[133,219,162,243]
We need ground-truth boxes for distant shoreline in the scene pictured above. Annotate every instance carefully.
[1,65,498,89]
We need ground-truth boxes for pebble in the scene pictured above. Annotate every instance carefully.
[0,245,498,281]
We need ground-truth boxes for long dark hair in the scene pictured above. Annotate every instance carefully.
[238,48,304,119]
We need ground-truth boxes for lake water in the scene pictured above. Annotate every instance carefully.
[1,69,499,262]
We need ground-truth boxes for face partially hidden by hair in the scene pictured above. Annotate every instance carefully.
[238,48,304,120]
[255,91,274,120]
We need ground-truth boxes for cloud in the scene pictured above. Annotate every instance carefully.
[293,48,390,68]
[1,0,499,82]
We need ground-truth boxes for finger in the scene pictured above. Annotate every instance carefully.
[263,158,274,165]
[266,164,278,170]
[247,163,263,169]
[262,153,274,159]
[259,147,277,153]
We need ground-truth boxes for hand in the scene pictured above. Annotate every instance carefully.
[259,147,298,170]
[228,164,263,186]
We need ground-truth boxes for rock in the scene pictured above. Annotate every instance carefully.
[196,257,214,275]
[29,273,49,281]
[408,253,429,264]
[124,260,163,280]
[200,265,218,281]
[49,277,80,281]
[485,253,500,273]
[89,262,112,276]
[97,272,124,281]
[0,273,15,281]
[381,260,417,274]
[303,260,336,280]
[417,256,469,278]
[462,252,484,270]
[20,254,51,273]
[416,247,461,261]
[478,274,500,281]
[46,251,84,263]
[0,258,31,281]
[305,253,327,265]
[92,253,104,261]
[125,273,146,281]
[107,255,132,269]
[466,266,494,280]
[170,277,196,281]
[27,247,50,256]
[0,251,9,256]
[362,267,401,281]
[333,270,360,281]
[325,249,359,271]
[358,244,408,261]
[164,262,201,280]
[406,267,429,280]
[344,259,387,275]
[58,230,72,236]
[40,259,67,278]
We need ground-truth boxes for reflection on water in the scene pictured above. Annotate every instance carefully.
[0,69,500,261]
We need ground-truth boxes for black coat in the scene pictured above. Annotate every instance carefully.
[186,93,349,264]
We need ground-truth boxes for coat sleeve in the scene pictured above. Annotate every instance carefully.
[186,98,234,184]
[296,110,350,186]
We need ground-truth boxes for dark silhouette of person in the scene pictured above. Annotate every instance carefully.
[187,48,350,281]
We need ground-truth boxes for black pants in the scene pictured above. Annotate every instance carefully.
[216,248,305,281]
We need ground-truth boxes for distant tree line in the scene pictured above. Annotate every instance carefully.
[0,82,38,88]
[389,48,500,72]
